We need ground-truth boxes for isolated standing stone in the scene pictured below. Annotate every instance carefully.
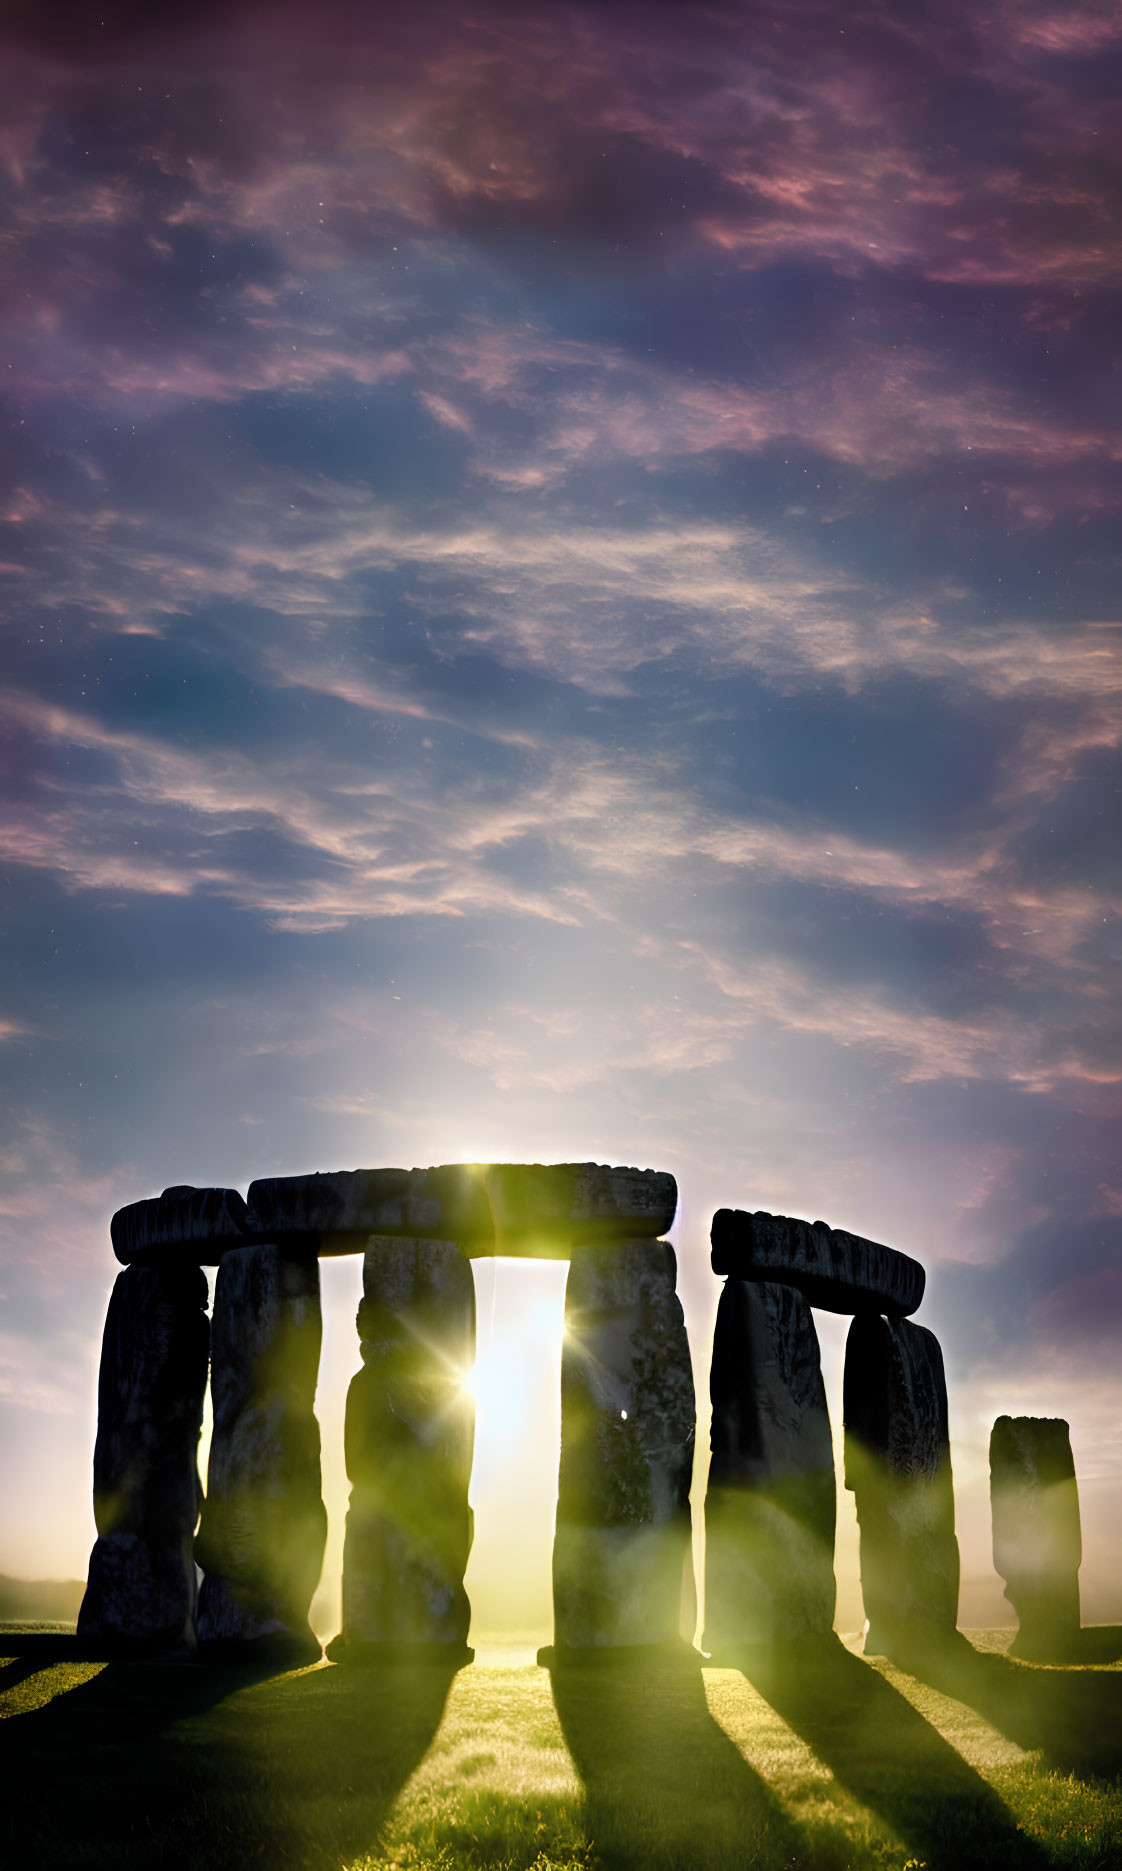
[331,1237,475,1657]
[990,1415,1082,1661]
[844,1314,959,1655]
[554,1239,696,1650]
[704,1281,836,1654]
[195,1245,326,1661]
[77,1263,209,1649]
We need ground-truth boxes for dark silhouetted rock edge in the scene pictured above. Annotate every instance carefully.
[711,1209,924,1315]
[111,1162,677,1263]
[111,1186,249,1265]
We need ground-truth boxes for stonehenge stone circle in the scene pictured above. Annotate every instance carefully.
[554,1238,696,1651]
[194,1245,327,1663]
[83,1171,1081,1672]
[990,1415,1082,1661]
[711,1209,925,1316]
[843,1314,960,1656]
[86,1161,686,1659]
[77,1262,209,1649]
[329,1237,476,1661]
[704,1280,836,1654]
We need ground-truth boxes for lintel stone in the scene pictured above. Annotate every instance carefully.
[245,1165,491,1251]
[111,1186,249,1267]
[711,1209,924,1316]
[114,1162,678,1265]
[475,1162,676,1255]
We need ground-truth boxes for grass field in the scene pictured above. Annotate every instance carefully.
[2,1629,1119,1870]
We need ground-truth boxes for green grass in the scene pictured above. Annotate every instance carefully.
[1,1632,1119,1869]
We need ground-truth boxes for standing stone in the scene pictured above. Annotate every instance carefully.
[330,1237,475,1660]
[990,1416,1082,1661]
[77,1263,209,1650]
[554,1239,696,1651]
[704,1281,836,1655]
[195,1245,326,1663]
[843,1314,959,1656]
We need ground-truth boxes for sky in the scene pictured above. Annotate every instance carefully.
[1,0,1120,1638]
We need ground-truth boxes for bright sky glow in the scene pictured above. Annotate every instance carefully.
[463,1259,569,1643]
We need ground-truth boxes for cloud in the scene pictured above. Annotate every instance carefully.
[1,622,1117,1102]
[0,1118,124,1418]
[11,438,1122,728]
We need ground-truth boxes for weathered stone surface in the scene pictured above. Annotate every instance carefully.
[194,1245,326,1661]
[554,1239,695,1649]
[704,1281,836,1654]
[77,1264,209,1648]
[843,1314,959,1654]
[480,1163,677,1255]
[111,1161,678,1263]
[111,1185,249,1266]
[245,1160,676,1257]
[246,1166,491,1251]
[711,1209,924,1317]
[990,1415,1082,1662]
[331,1238,475,1656]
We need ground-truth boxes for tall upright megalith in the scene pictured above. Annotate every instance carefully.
[990,1415,1082,1661]
[554,1239,695,1650]
[704,1280,836,1654]
[844,1313,959,1656]
[78,1263,210,1649]
[332,1236,476,1659]
[195,1244,327,1662]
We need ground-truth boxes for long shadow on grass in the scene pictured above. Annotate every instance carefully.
[548,1656,806,1869]
[0,1656,457,1870]
[738,1635,1049,1871]
[890,1630,1122,1780]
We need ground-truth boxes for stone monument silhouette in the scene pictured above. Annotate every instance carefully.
[79,1163,691,1662]
[77,1162,1086,1666]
